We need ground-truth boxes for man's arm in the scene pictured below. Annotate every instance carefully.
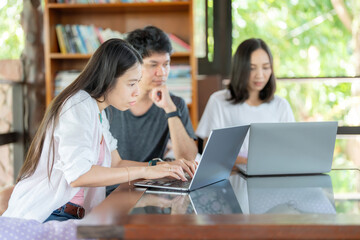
[151,86,198,162]
[167,116,197,161]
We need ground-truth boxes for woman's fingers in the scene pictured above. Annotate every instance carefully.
[180,159,197,176]
[184,159,197,175]
[170,159,197,178]
[176,159,193,178]
[146,163,190,181]
[157,164,186,181]
[167,165,187,181]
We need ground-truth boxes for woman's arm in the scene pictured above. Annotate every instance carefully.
[110,150,147,167]
[0,185,14,215]
[112,149,196,177]
[70,163,187,188]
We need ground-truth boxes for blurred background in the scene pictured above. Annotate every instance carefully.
[0,0,359,212]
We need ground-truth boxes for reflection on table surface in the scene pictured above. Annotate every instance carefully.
[333,135,360,169]
[329,169,360,214]
[130,180,242,215]
[130,169,360,215]
[230,174,335,215]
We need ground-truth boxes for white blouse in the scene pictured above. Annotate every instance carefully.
[196,89,295,157]
[3,90,117,222]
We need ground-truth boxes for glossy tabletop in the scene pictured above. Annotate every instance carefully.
[77,169,360,239]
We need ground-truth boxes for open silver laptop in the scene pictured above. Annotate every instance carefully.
[134,125,250,192]
[237,121,338,176]
[229,173,335,214]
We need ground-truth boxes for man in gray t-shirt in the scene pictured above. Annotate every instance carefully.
[107,94,195,163]
[105,26,198,195]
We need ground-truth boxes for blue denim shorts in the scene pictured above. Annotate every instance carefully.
[43,202,83,223]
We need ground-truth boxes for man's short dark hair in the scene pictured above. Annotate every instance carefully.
[125,26,173,58]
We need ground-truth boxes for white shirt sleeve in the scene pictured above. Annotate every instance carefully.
[101,110,118,152]
[196,93,222,139]
[53,100,96,185]
[279,98,295,122]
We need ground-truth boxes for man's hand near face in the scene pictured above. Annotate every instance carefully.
[150,85,177,113]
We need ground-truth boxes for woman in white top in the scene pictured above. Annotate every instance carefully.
[3,39,195,223]
[196,38,295,164]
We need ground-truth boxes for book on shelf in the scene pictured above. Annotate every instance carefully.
[168,65,192,104]
[56,0,109,3]
[64,24,79,53]
[55,24,67,54]
[120,0,189,2]
[55,25,189,55]
[168,33,190,53]
[55,0,188,3]
[71,25,87,54]
[168,65,191,78]
[55,24,125,54]
[54,70,81,96]
[74,25,87,54]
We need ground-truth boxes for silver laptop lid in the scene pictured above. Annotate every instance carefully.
[189,125,249,190]
[246,121,338,175]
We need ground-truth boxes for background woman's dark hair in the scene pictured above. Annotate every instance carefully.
[17,38,142,182]
[125,25,173,58]
[228,38,276,104]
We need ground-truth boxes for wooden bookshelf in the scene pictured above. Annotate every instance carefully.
[44,0,198,128]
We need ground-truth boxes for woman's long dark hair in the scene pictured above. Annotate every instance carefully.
[17,38,142,182]
[228,38,276,104]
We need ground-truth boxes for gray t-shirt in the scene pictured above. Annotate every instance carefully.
[105,94,196,163]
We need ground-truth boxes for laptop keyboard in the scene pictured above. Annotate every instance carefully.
[156,179,191,188]
[137,174,192,189]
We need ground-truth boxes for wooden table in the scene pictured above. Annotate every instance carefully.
[77,169,360,239]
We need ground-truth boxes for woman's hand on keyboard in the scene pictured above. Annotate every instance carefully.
[167,158,197,178]
[144,164,187,181]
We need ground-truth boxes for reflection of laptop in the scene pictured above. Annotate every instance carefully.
[189,180,242,214]
[229,173,335,214]
[131,180,242,215]
[236,121,338,176]
[134,125,249,192]
[129,193,194,215]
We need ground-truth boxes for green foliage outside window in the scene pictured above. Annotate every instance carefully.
[231,0,360,198]
[277,81,352,125]
[0,0,24,60]
[231,0,358,126]
[232,0,353,78]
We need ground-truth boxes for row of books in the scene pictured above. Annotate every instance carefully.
[167,65,192,104]
[55,24,190,55]
[121,0,188,2]
[54,70,81,96]
[56,24,124,54]
[56,0,188,3]
[168,33,190,53]
[54,65,192,104]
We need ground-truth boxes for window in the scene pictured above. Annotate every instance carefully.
[0,0,24,188]
[199,0,360,171]
[231,0,358,128]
